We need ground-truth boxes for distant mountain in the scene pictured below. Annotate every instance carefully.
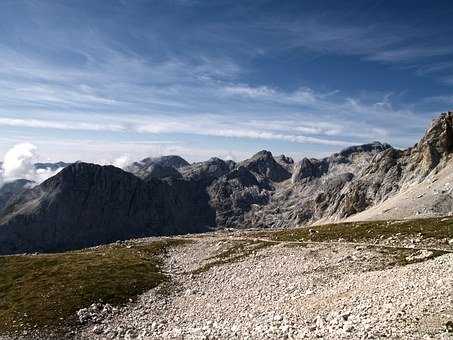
[0,162,70,210]
[275,154,294,172]
[179,157,235,183]
[144,163,183,180]
[126,155,189,179]
[0,112,452,254]
[240,150,291,182]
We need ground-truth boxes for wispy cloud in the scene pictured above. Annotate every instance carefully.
[367,46,453,63]
[0,113,354,147]
[0,0,449,163]
[282,14,453,60]
[0,117,126,132]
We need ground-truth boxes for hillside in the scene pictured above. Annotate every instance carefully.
[0,163,213,254]
[0,218,451,339]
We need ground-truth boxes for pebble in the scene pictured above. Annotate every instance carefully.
[78,238,453,339]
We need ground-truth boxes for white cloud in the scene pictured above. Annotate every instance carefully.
[181,127,351,146]
[0,111,355,147]
[0,117,126,132]
[0,8,439,164]
[222,85,319,105]
[223,85,277,98]
[9,138,250,164]
[0,78,425,151]
[0,143,64,186]
[2,143,37,180]
[111,155,130,169]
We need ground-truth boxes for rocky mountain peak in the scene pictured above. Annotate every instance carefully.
[249,150,274,161]
[275,154,295,172]
[140,155,189,169]
[180,157,233,183]
[292,158,326,184]
[335,141,391,159]
[144,164,182,181]
[403,112,453,179]
[0,161,214,254]
[416,111,453,156]
[2,111,453,254]
[126,155,189,179]
[241,150,291,182]
[43,162,127,185]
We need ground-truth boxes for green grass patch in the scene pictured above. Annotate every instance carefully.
[255,217,453,243]
[192,240,274,274]
[0,239,186,337]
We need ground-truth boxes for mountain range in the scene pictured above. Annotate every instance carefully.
[0,112,452,254]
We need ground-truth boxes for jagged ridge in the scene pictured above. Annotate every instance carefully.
[0,112,452,254]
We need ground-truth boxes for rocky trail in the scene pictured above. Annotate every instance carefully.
[78,225,453,340]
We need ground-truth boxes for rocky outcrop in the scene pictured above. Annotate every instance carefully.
[240,150,291,182]
[335,112,453,218]
[0,163,214,254]
[405,111,453,180]
[292,158,327,183]
[244,115,453,226]
[207,166,271,227]
[275,154,294,172]
[180,158,235,184]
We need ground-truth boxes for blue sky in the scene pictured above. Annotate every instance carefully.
[0,0,453,163]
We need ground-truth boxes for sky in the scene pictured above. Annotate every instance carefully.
[0,0,453,164]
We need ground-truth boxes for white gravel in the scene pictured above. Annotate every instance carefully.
[78,238,453,340]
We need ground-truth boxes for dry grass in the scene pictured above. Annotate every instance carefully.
[254,217,453,243]
[0,239,186,337]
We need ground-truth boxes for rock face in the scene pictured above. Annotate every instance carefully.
[275,154,294,172]
[336,112,453,219]
[240,150,291,182]
[179,157,235,183]
[244,113,453,227]
[0,163,214,254]
[1,112,452,254]
[207,166,271,227]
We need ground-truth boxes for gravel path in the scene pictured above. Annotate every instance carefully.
[78,237,453,339]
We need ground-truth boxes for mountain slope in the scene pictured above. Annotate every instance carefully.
[0,163,214,254]
[0,179,34,212]
[344,158,453,222]
[246,112,453,227]
[0,112,452,254]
